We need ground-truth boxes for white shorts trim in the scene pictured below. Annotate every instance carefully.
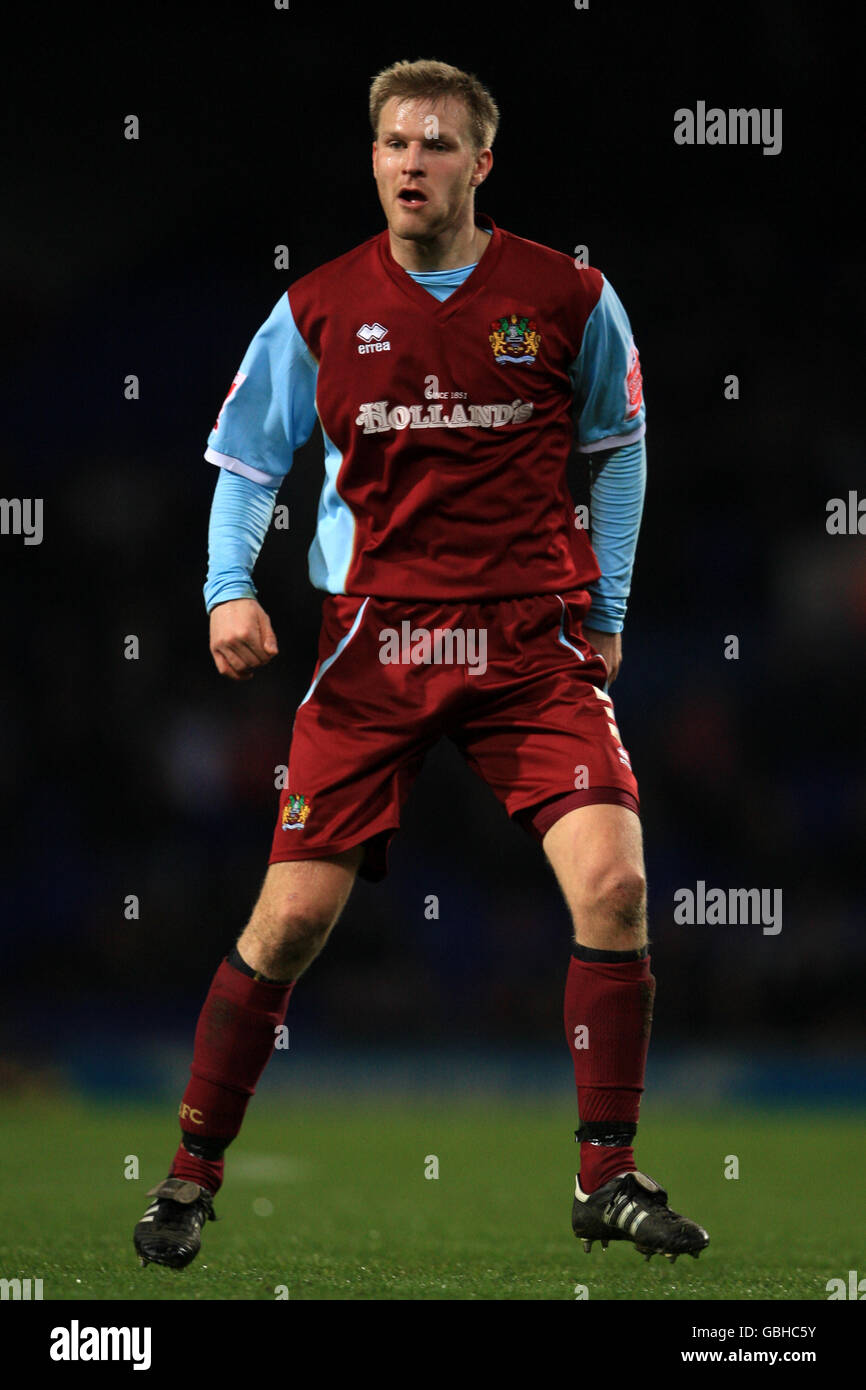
[298,597,371,707]
[555,593,585,660]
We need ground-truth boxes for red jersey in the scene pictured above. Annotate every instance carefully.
[205,212,645,600]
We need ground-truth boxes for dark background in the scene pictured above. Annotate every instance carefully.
[2,1,862,1097]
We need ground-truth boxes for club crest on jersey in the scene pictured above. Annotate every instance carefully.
[625,338,643,420]
[489,314,541,365]
[281,793,311,830]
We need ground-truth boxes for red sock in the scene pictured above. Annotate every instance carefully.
[564,945,655,1193]
[169,955,293,1194]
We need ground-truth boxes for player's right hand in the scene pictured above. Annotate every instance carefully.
[209,597,279,681]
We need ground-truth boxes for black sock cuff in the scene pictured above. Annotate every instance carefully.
[227,945,292,986]
[181,1132,229,1161]
[572,943,649,963]
[576,1121,638,1146]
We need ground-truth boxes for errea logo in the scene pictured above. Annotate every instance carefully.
[357,323,390,354]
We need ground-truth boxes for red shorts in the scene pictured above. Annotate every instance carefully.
[268,589,639,882]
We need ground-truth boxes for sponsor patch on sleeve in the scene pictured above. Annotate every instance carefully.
[213,371,248,432]
[624,339,643,421]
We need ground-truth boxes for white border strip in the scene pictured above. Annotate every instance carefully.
[298,597,371,707]
[556,593,585,660]
[576,421,646,455]
[204,445,275,487]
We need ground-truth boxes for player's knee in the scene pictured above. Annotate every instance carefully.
[251,899,335,950]
[283,904,336,950]
[239,901,335,980]
[577,863,646,934]
[253,858,356,935]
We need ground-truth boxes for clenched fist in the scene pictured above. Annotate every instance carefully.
[209,597,279,681]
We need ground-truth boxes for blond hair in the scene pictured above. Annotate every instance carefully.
[369,58,499,153]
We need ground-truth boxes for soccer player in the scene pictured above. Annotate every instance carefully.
[134,58,708,1271]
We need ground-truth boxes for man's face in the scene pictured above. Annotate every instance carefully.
[372,95,491,241]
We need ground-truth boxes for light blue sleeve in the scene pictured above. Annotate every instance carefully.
[203,468,278,613]
[204,293,319,486]
[569,276,646,454]
[585,437,646,634]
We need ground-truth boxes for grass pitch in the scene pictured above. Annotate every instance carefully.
[0,1093,860,1301]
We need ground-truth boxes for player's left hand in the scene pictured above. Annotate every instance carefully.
[584,627,622,685]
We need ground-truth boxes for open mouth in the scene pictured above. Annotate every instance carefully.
[398,188,428,205]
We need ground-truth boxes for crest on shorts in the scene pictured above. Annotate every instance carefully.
[281,793,311,830]
[489,313,541,365]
